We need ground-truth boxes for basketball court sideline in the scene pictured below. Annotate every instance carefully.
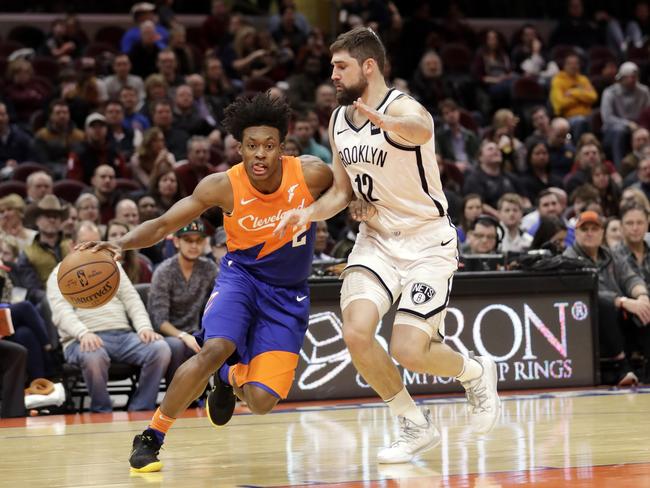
[1,387,649,487]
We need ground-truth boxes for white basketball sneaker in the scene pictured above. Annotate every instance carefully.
[377,408,441,464]
[461,353,500,435]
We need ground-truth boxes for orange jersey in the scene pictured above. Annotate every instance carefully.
[223,156,315,287]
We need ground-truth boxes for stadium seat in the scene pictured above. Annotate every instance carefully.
[83,41,118,58]
[7,25,45,50]
[0,40,24,58]
[53,179,88,204]
[440,43,472,75]
[0,180,27,198]
[115,178,143,193]
[94,26,125,51]
[12,161,50,181]
[32,56,60,79]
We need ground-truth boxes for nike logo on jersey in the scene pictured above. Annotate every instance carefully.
[240,197,258,205]
[296,295,308,302]
[441,238,454,246]
[337,128,350,135]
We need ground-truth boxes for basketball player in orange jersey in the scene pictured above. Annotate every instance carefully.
[276,27,500,464]
[79,93,333,472]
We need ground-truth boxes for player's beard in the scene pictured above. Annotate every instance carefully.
[336,74,368,106]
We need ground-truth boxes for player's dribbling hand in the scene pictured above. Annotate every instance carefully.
[349,198,377,222]
[274,207,313,238]
[75,241,123,262]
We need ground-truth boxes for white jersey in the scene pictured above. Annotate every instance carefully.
[332,88,447,233]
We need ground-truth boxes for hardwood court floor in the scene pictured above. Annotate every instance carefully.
[1,388,649,487]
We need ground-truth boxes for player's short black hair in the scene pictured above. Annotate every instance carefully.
[222,92,292,143]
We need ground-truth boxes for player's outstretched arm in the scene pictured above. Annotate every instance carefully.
[78,173,232,259]
[354,96,433,145]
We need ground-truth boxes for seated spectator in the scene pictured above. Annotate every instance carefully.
[174,136,215,194]
[331,210,359,260]
[409,51,452,116]
[120,86,150,133]
[105,219,152,285]
[0,102,35,168]
[524,106,552,147]
[472,29,515,110]
[80,165,122,225]
[271,3,308,54]
[62,205,78,240]
[24,172,54,210]
[67,113,129,184]
[626,1,650,48]
[0,340,27,418]
[462,141,522,214]
[565,183,601,223]
[530,216,568,254]
[283,136,303,157]
[511,24,558,82]
[458,193,483,243]
[602,62,650,167]
[549,53,597,140]
[149,163,184,212]
[128,20,163,79]
[436,98,479,172]
[75,193,101,229]
[115,199,140,227]
[313,220,335,262]
[63,57,108,130]
[629,157,650,202]
[130,127,175,188]
[291,113,331,164]
[121,2,169,54]
[142,74,170,121]
[463,215,501,255]
[173,85,211,136]
[137,195,161,223]
[590,162,622,217]
[549,0,598,50]
[314,83,337,130]
[186,74,219,130]
[157,48,184,89]
[564,210,650,385]
[203,57,238,119]
[151,100,189,161]
[148,220,218,383]
[0,265,53,381]
[169,25,196,76]
[16,195,71,290]
[42,18,77,61]
[525,189,575,247]
[106,101,141,163]
[4,59,50,129]
[621,127,650,178]
[547,117,576,178]
[47,221,170,412]
[621,186,650,215]
[498,193,532,253]
[34,100,85,179]
[104,54,146,103]
[0,194,37,252]
[604,216,622,249]
[565,142,606,195]
[489,109,526,173]
[520,141,564,203]
[287,54,324,110]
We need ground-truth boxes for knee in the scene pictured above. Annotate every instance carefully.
[245,388,278,415]
[195,339,235,374]
[147,339,171,364]
[79,348,110,372]
[390,339,424,372]
[343,321,375,353]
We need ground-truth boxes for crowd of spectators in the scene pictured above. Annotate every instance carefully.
[4,0,650,416]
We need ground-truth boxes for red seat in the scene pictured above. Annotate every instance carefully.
[32,57,60,79]
[83,42,118,58]
[7,25,45,50]
[440,43,472,74]
[0,180,27,198]
[115,178,143,193]
[12,162,50,181]
[512,76,546,103]
[53,179,88,204]
[0,40,24,58]
[94,26,125,51]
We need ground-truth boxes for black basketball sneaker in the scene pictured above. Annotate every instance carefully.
[206,372,237,427]
[129,428,163,472]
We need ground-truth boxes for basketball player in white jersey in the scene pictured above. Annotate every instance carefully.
[275,27,499,463]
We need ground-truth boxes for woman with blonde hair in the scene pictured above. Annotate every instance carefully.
[0,194,37,252]
[130,127,176,187]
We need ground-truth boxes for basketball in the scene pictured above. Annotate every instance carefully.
[57,249,120,309]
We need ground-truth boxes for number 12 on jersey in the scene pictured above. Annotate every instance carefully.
[354,173,379,202]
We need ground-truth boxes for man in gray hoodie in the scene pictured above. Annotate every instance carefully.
[564,210,650,385]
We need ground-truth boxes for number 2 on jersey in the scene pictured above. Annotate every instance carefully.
[354,173,379,202]
[292,225,308,247]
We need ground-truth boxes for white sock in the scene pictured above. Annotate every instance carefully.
[385,387,427,425]
[456,356,483,383]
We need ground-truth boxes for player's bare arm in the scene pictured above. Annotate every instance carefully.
[299,155,334,199]
[78,173,233,260]
[274,115,354,237]
[353,95,433,145]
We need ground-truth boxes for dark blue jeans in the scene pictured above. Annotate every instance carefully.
[5,301,51,380]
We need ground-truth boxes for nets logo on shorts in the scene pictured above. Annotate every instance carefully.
[411,283,435,305]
